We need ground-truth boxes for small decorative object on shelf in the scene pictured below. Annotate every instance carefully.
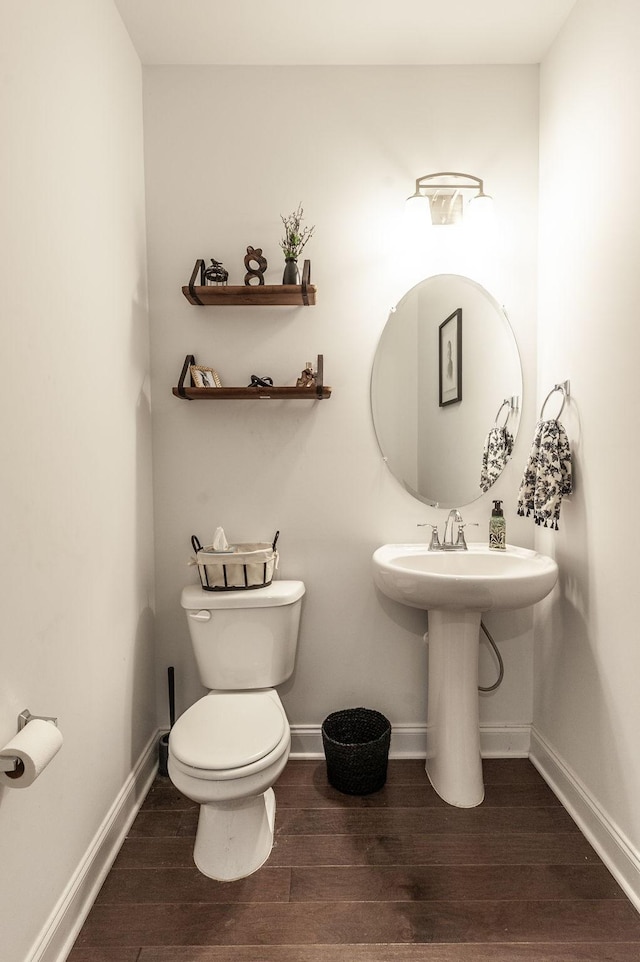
[173,354,331,400]
[203,258,229,286]
[247,374,274,388]
[283,258,299,285]
[280,203,314,285]
[243,246,268,286]
[190,364,222,388]
[296,360,316,389]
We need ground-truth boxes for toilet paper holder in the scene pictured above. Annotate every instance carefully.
[0,708,58,773]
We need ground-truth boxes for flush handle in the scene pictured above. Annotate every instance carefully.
[189,610,211,622]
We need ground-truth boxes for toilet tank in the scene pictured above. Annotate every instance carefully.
[181,581,305,690]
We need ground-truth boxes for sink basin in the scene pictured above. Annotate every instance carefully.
[372,542,558,612]
[372,541,558,809]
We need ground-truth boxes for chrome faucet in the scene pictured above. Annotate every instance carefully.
[443,508,463,548]
[419,509,475,551]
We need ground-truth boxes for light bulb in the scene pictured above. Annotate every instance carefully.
[404,194,433,246]
[466,192,495,230]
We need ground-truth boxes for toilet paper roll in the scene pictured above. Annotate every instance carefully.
[0,719,63,789]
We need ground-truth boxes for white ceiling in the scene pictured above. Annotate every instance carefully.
[114,0,577,66]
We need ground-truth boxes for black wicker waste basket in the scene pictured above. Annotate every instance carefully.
[321,707,391,795]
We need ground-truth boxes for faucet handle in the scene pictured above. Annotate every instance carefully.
[456,522,478,548]
[417,522,441,549]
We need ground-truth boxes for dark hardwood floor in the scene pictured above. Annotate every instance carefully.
[68,758,640,961]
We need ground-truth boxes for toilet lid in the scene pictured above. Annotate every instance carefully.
[170,691,286,771]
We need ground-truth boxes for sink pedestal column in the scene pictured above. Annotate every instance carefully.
[425,609,484,807]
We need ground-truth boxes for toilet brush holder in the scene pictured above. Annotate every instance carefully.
[158,666,175,777]
[158,732,170,777]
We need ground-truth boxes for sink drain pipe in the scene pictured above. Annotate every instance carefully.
[478,620,504,692]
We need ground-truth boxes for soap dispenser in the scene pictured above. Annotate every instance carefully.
[489,500,506,550]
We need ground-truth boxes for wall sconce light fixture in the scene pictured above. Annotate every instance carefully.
[406,171,493,227]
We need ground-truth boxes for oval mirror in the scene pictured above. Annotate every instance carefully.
[371,274,522,508]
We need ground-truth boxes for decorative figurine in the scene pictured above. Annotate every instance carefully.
[244,246,268,286]
[203,258,228,285]
[296,361,316,388]
[247,374,274,388]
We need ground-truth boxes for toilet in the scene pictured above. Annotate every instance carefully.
[168,579,305,881]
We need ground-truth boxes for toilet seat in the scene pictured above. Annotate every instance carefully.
[169,690,289,781]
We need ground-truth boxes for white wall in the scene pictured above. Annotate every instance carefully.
[536,0,640,904]
[0,3,155,960]
[144,65,540,743]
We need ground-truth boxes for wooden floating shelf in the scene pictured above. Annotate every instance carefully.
[173,385,331,400]
[182,258,316,306]
[173,354,331,401]
[182,284,317,307]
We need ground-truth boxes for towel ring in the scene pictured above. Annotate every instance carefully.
[494,399,511,428]
[540,381,569,420]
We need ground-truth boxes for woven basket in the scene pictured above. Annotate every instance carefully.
[191,535,278,591]
[321,707,391,796]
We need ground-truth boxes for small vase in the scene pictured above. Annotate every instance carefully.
[282,258,299,285]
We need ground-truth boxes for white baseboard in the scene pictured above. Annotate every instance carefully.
[290,722,530,759]
[28,728,160,962]
[530,726,640,913]
[479,724,531,757]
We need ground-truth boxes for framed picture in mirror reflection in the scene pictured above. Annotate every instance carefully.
[439,308,462,406]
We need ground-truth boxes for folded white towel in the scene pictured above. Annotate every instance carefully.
[517,420,572,529]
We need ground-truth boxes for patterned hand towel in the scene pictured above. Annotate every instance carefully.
[517,419,572,529]
[480,426,514,492]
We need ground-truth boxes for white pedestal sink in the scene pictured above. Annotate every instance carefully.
[372,543,558,807]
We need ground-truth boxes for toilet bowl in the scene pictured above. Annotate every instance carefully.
[168,579,304,881]
[169,689,290,880]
